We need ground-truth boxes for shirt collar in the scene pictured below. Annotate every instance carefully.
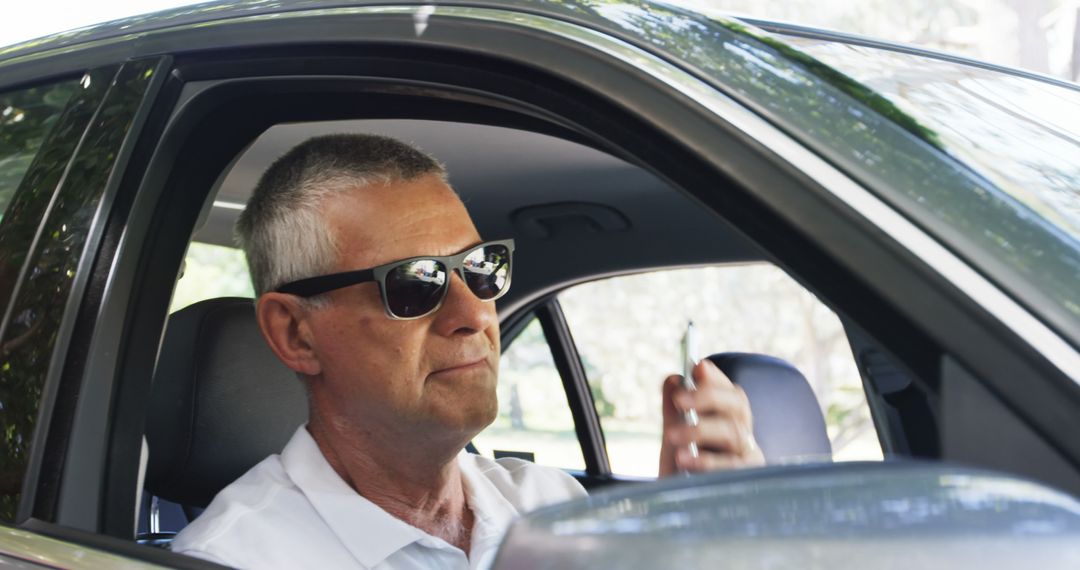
[457,451,521,564]
[280,426,428,568]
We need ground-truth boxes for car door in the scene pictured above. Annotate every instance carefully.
[1,2,1077,567]
[0,58,178,564]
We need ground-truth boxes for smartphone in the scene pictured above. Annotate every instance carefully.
[681,321,699,392]
[680,321,700,462]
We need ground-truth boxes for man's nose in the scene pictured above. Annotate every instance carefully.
[433,271,497,335]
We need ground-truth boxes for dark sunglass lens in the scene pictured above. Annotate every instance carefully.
[385,260,448,317]
[462,244,511,300]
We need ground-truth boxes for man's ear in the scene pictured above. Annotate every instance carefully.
[255,292,322,376]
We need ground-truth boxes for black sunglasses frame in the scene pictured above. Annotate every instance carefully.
[275,239,515,320]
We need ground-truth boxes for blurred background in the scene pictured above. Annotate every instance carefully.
[3,1,1079,83]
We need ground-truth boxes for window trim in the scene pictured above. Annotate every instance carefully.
[535,299,613,479]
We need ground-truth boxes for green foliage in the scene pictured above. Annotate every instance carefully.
[0,63,151,522]
[721,20,945,150]
[0,78,86,522]
[0,82,78,212]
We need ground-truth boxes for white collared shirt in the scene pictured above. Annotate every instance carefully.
[171,427,587,569]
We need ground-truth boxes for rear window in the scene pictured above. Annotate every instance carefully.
[0,81,78,220]
[170,242,254,312]
[559,264,881,477]
[0,78,79,521]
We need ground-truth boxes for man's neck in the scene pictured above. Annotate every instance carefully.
[306,416,475,554]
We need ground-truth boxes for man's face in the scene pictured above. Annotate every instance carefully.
[301,174,500,445]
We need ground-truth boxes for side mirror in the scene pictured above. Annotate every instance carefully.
[494,462,1080,569]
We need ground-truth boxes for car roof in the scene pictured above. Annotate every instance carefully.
[0,0,1066,88]
[200,119,696,249]
[0,0,661,65]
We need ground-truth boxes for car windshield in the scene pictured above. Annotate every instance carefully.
[781,36,1080,249]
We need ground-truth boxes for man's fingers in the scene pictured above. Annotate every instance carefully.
[662,374,685,422]
[693,358,733,389]
[667,418,754,455]
[661,365,767,476]
[675,447,746,472]
[672,383,752,425]
[663,374,684,395]
[679,358,750,421]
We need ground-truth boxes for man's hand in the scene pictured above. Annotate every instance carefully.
[659,359,765,477]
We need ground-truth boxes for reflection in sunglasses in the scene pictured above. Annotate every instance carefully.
[275,239,513,320]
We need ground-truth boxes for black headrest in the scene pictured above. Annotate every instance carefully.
[707,352,832,463]
[146,298,308,508]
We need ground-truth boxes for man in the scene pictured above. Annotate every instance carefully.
[172,134,763,568]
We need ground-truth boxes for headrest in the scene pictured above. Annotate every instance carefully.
[707,352,832,463]
[146,297,308,507]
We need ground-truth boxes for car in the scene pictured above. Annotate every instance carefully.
[1,1,1079,568]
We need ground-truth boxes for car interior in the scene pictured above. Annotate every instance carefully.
[0,83,857,565]
[135,97,955,548]
[31,41,1013,560]
[135,119,852,545]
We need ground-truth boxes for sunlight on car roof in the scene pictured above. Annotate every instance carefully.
[0,0,197,49]
[785,36,1080,245]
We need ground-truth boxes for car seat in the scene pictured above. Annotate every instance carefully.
[141,297,307,543]
[706,352,832,464]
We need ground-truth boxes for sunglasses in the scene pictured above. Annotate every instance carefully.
[275,239,515,320]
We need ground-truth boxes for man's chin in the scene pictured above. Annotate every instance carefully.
[444,398,498,435]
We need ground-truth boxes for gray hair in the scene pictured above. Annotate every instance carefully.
[235,134,447,297]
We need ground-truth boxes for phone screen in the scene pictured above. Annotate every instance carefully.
[680,321,700,464]
[682,321,698,391]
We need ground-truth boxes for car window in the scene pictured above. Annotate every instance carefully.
[776,36,1080,340]
[0,77,88,521]
[0,62,159,525]
[559,263,883,477]
[782,36,1080,247]
[472,317,586,470]
[170,242,254,312]
[0,82,78,221]
[594,9,1080,350]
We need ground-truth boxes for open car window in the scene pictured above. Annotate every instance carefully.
[558,264,883,477]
